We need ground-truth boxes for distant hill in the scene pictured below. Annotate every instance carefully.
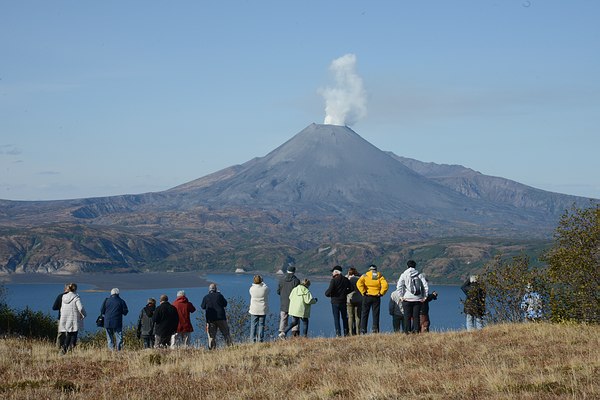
[0,124,595,279]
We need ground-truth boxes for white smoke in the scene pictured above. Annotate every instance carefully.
[320,53,367,126]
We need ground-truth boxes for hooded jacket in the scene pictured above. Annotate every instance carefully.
[288,284,317,319]
[249,282,269,316]
[357,271,389,297]
[173,295,196,333]
[397,267,428,301]
[277,273,300,312]
[137,304,156,337]
[58,292,86,333]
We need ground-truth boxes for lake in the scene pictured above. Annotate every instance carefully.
[3,273,467,341]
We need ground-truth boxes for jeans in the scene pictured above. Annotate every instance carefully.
[360,295,381,334]
[142,335,155,349]
[347,303,361,335]
[402,301,422,334]
[392,315,403,333]
[106,328,123,351]
[250,314,266,342]
[466,314,484,331]
[331,303,349,336]
[279,311,299,334]
[285,316,309,337]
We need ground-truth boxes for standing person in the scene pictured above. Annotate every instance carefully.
[389,289,404,333]
[277,266,300,338]
[52,284,69,350]
[201,283,233,350]
[58,283,86,354]
[397,260,428,334]
[100,288,129,351]
[172,290,196,348]
[153,294,179,348]
[356,264,389,334]
[137,298,156,349]
[249,275,269,343]
[346,267,362,336]
[521,283,543,322]
[461,275,486,331]
[420,274,438,333]
[325,265,352,337]
[280,279,318,338]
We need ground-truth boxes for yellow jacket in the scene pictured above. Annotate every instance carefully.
[357,272,389,297]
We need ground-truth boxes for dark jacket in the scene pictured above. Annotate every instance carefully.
[325,275,352,305]
[201,291,228,322]
[101,294,129,330]
[347,275,363,306]
[421,292,438,315]
[173,295,196,333]
[52,291,67,319]
[153,301,179,338]
[277,273,300,312]
[461,280,486,317]
[137,304,156,337]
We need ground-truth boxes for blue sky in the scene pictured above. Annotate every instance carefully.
[1,0,599,201]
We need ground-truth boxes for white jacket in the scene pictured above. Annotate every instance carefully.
[58,292,86,332]
[249,283,269,316]
[396,267,428,301]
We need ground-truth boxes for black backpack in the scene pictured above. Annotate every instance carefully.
[408,274,424,296]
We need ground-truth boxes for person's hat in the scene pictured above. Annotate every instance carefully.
[287,266,296,273]
[110,288,120,295]
[331,265,342,272]
[368,264,377,271]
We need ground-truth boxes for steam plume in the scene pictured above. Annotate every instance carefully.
[320,53,367,126]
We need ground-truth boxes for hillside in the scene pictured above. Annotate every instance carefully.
[1,323,598,399]
[0,124,595,278]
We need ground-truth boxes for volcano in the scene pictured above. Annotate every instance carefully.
[0,123,595,277]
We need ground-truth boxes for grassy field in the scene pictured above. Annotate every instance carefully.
[0,323,598,399]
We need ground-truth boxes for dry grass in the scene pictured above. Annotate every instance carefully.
[0,323,598,399]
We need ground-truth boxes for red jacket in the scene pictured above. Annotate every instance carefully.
[173,296,196,332]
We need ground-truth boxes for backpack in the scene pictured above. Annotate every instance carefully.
[408,274,424,296]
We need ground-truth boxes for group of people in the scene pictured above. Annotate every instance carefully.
[52,283,234,352]
[270,260,440,339]
[53,260,529,353]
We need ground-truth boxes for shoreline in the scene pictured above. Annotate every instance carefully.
[0,272,211,291]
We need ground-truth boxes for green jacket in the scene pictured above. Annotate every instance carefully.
[288,284,317,318]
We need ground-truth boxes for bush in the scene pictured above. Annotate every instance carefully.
[480,255,548,324]
[543,203,599,323]
[0,305,57,340]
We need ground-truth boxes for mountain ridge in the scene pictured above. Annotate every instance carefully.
[0,123,596,279]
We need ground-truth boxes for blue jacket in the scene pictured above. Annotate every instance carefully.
[101,294,129,329]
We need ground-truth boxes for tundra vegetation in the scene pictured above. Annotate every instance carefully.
[0,203,598,399]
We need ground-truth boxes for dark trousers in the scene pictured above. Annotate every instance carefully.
[142,335,155,349]
[331,303,349,336]
[285,316,309,337]
[402,301,422,333]
[61,331,78,354]
[360,295,381,334]
[392,315,404,333]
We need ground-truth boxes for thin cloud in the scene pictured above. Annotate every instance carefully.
[0,145,22,155]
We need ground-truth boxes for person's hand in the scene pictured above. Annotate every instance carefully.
[314,298,318,303]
